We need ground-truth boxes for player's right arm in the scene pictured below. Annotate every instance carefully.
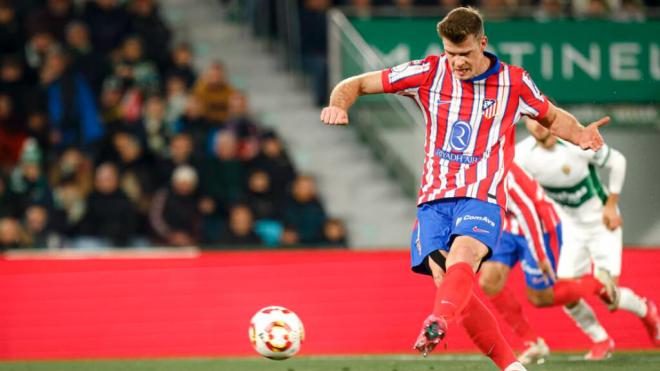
[320,71,384,125]
[321,56,436,125]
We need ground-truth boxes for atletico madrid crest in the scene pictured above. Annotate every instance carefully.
[482,99,497,119]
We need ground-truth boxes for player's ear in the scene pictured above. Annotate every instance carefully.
[480,35,488,52]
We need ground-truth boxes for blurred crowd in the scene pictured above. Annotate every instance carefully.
[234,0,656,105]
[0,0,348,250]
[299,0,655,19]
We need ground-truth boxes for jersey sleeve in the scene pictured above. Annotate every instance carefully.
[518,70,549,121]
[587,144,626,194]
[586,144,611,167]
[381,56,436,95]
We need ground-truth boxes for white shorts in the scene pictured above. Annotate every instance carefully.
[556,219,623,278]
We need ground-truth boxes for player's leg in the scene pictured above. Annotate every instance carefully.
[414,235,488,354]
[480,234,541,346]
[420,256,523,370]
[590,225,660,346]
[413,199,524,370]
[431,198,505,321]
[524,224,607,308]
[558,221,613,359]
[446,200,524,370]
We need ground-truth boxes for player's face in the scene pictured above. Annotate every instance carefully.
[442,34,488,80]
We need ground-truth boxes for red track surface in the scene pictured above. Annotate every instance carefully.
[1,248,658,360]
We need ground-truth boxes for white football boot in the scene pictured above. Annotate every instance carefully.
[518,337,550,365]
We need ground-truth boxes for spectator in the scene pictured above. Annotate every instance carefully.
[573,0,613,18]
[321,218,348,247]
[299,0,330,106]
[6,139,52,217]
[128,0,172,73]
[24,29,57,74]
[175,95,210,160]
[155,132,197,185]
[25,0,77,42]
[201,130,245,219]
[0,175,16,218]
[193,61,235,125]
[282,175,327,244]
[51,176,86,239]
[279,225,300,247]
[614,0,646,21]
[243,169,280,221]
[41,48,104,152]
[99,77,125,128]
[78,162,138,247]
[83,0,131,55]
[216,204,263,247]
[113,35,160,92]
[149,165,201,247]
[164,74,188,128]
[225,91,260,160]
[534,0,567,21]
[0,93,28,173]
[350,0,374,18]
[585,0,611,17]
[0,217,27,250]
[1,56,37,117]
[111,131,156,216]
[0,0,24,56]
[142,94,170,156]
[49,147,94,197]
[25,111,49,155]
[23,204,58,248]
[167,42,197,88]
[65,21,110,94]
[249,131,296,203]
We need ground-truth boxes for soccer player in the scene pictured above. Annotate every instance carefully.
[517,118,660,358]
[320,7,607,370]
[480,163,618,364]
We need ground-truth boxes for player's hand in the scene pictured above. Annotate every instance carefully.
[603,204,623,231]
[538,258,557,284]
[578,116,609,151]
[320,106,349,125]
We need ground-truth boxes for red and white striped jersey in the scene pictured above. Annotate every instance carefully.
[504,163,561,263]
[381,53,549,208]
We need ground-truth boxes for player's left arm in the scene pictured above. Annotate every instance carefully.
[595,146,627,230]
[538,103,610,152]
[517,70,609,152]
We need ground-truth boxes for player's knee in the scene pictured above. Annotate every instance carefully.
[478,268,503,297]
[479,276,501,297]
[449,237,488,268]
[527,289,553,307]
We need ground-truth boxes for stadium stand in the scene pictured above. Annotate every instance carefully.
[0,0,346,250]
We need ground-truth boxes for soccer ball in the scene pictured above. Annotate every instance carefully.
[249,306,305,360]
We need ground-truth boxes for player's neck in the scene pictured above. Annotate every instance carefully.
[475,54,493,76]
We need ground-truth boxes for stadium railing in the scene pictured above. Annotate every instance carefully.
[328,9,425,197]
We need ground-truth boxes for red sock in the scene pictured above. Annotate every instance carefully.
[552,276,604,306]
[433,262,474,321]
[461,292,518,370]
[489,287,538,343]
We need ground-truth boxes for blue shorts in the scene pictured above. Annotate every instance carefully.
[490,224,562,290]
[410,198,503,275]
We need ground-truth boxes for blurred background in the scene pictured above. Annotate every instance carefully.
[0,0,658,253]
[0,0,659,364]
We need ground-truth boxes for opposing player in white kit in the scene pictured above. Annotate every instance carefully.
[517,119,660,359]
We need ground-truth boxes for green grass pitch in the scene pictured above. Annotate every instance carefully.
[2,353,659,371]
